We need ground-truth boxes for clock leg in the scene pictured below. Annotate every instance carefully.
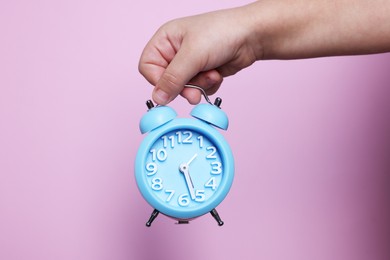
[146,209,159,227]
[210,208,224,226]
[177,220,189,224]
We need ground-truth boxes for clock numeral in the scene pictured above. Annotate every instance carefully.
[151,177,163,191]
[178,194,190,207]
[175,131,193,144]
[182,131,193,144]
[206,146,217,159]
[165,189,175,202]
[210,162,222,174]
[145,162,157,176]
[161,131,193,147]
[175,131,182,144]
[195,190,205,202]
[161,135,175,148]
[150,148,167,161]
[197,135,203,148]
[205,177,217,190]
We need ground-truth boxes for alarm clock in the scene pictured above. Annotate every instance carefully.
[135,85,234,226]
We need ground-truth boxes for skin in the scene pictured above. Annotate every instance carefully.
[139,0,390,105]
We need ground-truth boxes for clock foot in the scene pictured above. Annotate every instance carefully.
[210,208,224,226]
[177,220,189,224]
[146,209,159,227]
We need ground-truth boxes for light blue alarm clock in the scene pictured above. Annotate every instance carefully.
[135,85,234,226]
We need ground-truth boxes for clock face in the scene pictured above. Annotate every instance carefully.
[142,128,224,217]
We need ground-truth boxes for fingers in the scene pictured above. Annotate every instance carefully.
[147,60,223,105]
[142,13,238,105]
[138,31,176,86]
[152,42,204,104]
[180,88,202,105]
[181,69,223,104]
[152,55,223,105]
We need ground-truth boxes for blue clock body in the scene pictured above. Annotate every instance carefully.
[135,102,234,223]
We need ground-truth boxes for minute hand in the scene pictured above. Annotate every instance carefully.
[179,163,196,200]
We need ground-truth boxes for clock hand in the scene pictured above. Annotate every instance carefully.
[179,163,196,200]
[187,153,198,166]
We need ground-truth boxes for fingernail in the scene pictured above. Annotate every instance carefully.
[153,89,170,105]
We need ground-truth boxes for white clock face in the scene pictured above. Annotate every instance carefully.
[144,129,223,211]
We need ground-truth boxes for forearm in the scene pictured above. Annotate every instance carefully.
[138,0,390,104]
[245,0,390,59]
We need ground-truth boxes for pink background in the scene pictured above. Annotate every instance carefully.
[1,0,389,259]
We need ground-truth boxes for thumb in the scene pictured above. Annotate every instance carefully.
[152,46,203,105]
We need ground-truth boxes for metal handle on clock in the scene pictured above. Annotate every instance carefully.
[184,84,222,108]
[145,84,222,109]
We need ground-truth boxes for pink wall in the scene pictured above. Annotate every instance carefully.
[1,1,389,259]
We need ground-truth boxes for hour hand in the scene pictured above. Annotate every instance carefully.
[179,163,196,200]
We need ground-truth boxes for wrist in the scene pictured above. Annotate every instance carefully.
[243,0,390,60]
[244,0,351,60]
[241,0,324,60]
